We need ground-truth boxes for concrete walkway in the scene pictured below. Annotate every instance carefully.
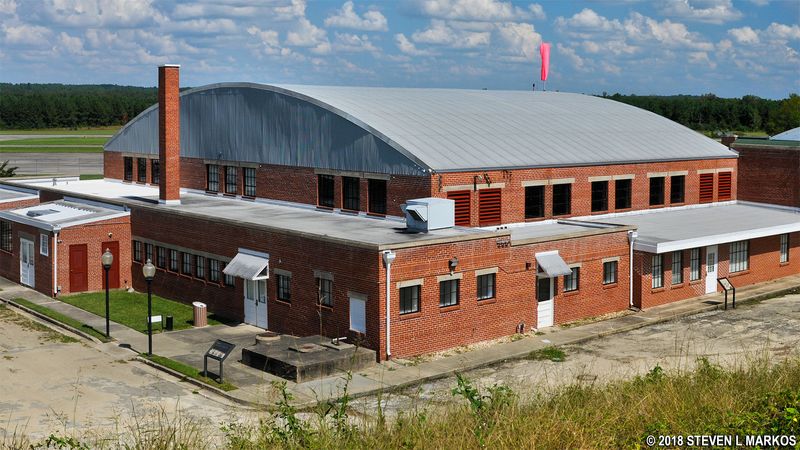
[1,274,798,409]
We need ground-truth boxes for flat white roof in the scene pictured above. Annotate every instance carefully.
[0,198,129,231]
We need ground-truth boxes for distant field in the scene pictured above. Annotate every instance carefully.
[0,147,103,153]
[0,127,119,135]
[0,137,109,145]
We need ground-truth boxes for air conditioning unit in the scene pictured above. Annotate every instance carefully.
[401,197,455,232]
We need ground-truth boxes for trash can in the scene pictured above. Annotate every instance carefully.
[192,302,207,327]
[165,315,174,331]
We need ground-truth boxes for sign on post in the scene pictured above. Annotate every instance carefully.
[203,339,236,383]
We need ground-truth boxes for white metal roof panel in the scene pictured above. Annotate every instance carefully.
[535,251,573,277]
[223,252,269,280]
[772,126,800,141]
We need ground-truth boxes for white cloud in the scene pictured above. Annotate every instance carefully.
[764,22,800,42]
[395,33,434,55]
[728,26,760,44]
[170,18,237,34]
[286,17,327,47]
[748,0,769,5]
[172,2,264,19]
[496,22,541,59]
[449,64,490,76]
[1,23,52,46]
[413,0,541,22]
[247,26,281,55]
[0,0,16,15]
[324,1,388,32]
[58,32,89,55]
[274,0,306,20]
[42,0,165,27]
[556,8,621,32]
[412,19,490,48]
[528,4,545,20]
[658,0,743,25]
[333,33,378,53]
[556,43,587,71]
[623,12,713,51]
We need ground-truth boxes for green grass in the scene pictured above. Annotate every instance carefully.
[0,137,109,145]
[526,346,567,362]
[59,290,221,334]
[79,174,104,180]
[0,127,119,135]
[0,146,103,153]
[11,298,110,342]
[143,354,237,391]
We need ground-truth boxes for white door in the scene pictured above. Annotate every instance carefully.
[536,276,554,328]
[705,245,718,294]
[349,294,366,334]
[244,279,268,329]
[19,238,34,287]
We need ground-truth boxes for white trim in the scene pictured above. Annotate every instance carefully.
[475,267,499,276]
[567,262,582,268]
[39,233,49,257]
[588,176,612,182]
[397,278,424,289]
[521,180,547,187]
[63,196,127,211]
[635,222,800,254]
[717,167,734,173]
[602,256,620,263]
[647,172,667,178]
[436,272,463,282]
[550,178,575,185]
[442,182,505,192]
[273,268,292,278]
[314,269,334,281]
[612,174,635,180]
[668,170,688,176]
[697,169,716,174]
[158,199,181,205]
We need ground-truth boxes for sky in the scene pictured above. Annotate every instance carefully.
[0,0,798,99]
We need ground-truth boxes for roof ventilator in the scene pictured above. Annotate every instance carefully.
[401,197,455,232]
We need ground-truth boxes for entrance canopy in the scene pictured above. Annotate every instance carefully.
[535,251,572,278]
[223,249,270,280]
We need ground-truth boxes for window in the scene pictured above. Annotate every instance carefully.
[137,158,147,183]
[349,294,366,333]
[615,179,632,209]
[145,243,153,263]
[780,234,789,263]
[652,254,663,288]
[399,285,420,314]
[317,277,333,306]
[168,249,178,272]
[603,261,618,285]
[0,221,11,252]
[448,190,471,226]
[151,159,160,185]
[243,167,256,197]
[524,185,545,219]
[671,251,683,285]
[209,259,220,282]
[552,183,572,216]
[342,176,360,211]
[195,256,205,279]
[591,181,608,212]
[699,173,714,203]
[206,164,219,192]
[439,279,459,307]
[368,178,387,215]
[133,241,142,263]
[477,273,496,300]
[39,234,49,256]
[223,263,235,287]
[563,267,579,292]
[317,174,334,208]
[224,166,238,194]
[156,246,167,269]
[649,177,665,206]
[718,172,732,201]
[670,175,685,204]
[690,248,701,281]
[276,274,291,302]
[182,252,192,275]
[730,241,749,273]
[124,157,133,181]
[478,188,502,226]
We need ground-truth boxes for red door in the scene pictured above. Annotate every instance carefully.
[69,244,88,293]
[101,241,120,289]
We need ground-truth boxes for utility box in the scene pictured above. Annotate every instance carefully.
[402,197,455,232]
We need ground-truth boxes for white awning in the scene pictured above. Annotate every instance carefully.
[535,251,572,278]
[223,250,269,280]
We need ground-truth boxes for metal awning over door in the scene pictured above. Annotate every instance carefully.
[223,249,270,280]
[535,251,572,278]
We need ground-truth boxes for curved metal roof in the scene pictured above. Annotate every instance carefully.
[772,126,800,141]
[105,83,736,175]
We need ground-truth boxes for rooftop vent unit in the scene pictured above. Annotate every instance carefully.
[26,209,59,218]
[401,197,455,232]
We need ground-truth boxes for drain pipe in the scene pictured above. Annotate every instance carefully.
[382,250,396,360]
[628,230,638,308]
[53,228,60,297]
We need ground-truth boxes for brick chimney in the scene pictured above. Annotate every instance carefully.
[158,64,181,205]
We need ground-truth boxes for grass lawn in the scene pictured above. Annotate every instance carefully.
[0,146,103,153]
[0,127,119,135]
[0,137,109,145]
[143,354,237,391]
[59,290,221,334]
[79,174,104,180]
[12,298,110,342]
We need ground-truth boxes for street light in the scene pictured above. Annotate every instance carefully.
[101,248,113,338]
[142,259,156,356]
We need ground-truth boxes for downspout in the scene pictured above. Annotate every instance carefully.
[628,230,638,309]
[382,250,397,360]
[52,228,60,297]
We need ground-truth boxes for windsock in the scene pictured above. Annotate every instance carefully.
[540,42,551,81]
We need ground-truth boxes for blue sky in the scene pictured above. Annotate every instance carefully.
[1,0,798,98]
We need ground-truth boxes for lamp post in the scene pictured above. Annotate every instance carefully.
[142,259,156,356]
[101,248,114,338]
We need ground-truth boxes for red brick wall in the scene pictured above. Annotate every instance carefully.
[736,147,800,207]
[0,222,53,296]
[0,197,39,211]
[636,232,800,308]
[158,65,180,203]
[382,231,630,359]
[431,159,738,226]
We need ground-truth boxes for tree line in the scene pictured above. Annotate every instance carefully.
[0,83,797,135]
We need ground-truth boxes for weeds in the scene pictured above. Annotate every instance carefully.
[451,373,516,447]
[526,345,567,362]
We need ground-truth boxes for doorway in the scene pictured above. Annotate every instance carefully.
[244,279,268,329]
[19,238,34,288]
[705,245,718,294]
[69,244,88,293]
[536,275,554,328]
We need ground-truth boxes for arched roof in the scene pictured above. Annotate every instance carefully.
[772,126,800,141]
[105,83,736,175]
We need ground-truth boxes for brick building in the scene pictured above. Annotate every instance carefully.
[732,134,800,208]
[1,65,797,360]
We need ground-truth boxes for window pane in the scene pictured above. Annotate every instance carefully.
[591,181,608,212]
[563,268,579,292]
[342,176,360,211]
[206,165,219,192]
[133,241,142,262]
[243,167,256,197]
[690,248,701,280]
[670,175,685,204]
[137,158,147,182]
[615,179,632,209]
[209,259,220,282]
[552,184,572,216]
[277,274,291,302]
[671,251,683,284]
[730,241,749,273]
[652,255,663,288]
[182,252,192,275]
[196,256,205,279]
[124,157,133,181]
[151,160,160,185]
[399,285,420,314]
[368,179,387,214]
[439,279,459,307]
[169,249,178,272]
[524,185,545,219]
[318,278,333,306]
[649,177,665,206]
[780,234,789,263]
[603,261,617,284]
[477,273,496,299]
[225,166,238,194]
[318,174,334,207]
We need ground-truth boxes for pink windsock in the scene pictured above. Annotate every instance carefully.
[540,42,551,81]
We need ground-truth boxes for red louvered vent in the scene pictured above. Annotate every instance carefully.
[447,190,471,226]
[478,188,502,226]
[699,173,714,203]
[718,172,732,201]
